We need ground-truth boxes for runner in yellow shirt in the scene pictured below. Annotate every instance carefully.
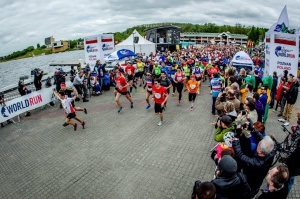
[135,59,145,87]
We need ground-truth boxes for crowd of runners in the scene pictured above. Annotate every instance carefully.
[11,44,300,199]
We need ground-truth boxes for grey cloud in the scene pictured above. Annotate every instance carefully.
[0,0,300,56]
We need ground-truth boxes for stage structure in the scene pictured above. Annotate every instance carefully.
[145,25,181,52]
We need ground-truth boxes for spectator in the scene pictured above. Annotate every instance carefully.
[245,83,254,98]
[211,155,251,199]
[73,70,89,102]
[279,76,299,126]
[214,115,236,142]
[269,71,278,109]
[243,97,258,122]
[259,85,268,121]
[256,164,289,199]
[18,80,31,117]
[230,82,240,100]
[33,69,43,91]
[233,130,275,197]
[273,77,286,113]
[215,89,240,113]
[192,181,216,199]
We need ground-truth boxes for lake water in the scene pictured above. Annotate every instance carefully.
[0,50,85,88]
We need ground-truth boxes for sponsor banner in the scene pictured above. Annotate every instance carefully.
[264,32,299,79]
[84,34,115,70]
[0,87,56,123]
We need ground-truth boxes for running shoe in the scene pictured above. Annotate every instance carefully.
[118,107,123,113]
[158,121,163,126]
[63,123,69,127]
[131,102,133,108]
[278,118,286,122]
[190,106,193,111]
[178,100,181,105]
[146,104,151,110]
[74,123,77,131]
[84,108,87,114]
[283,122,290,126]
[273,110,277,112]
[82,121,85,129]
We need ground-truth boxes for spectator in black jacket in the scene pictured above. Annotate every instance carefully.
[256,164,289,199]
[269,71,278,108]
[17,81,31,116]
[233,123,275,197]
[281,76,299,126]
[212,155,251,199]
[33,69,43,91]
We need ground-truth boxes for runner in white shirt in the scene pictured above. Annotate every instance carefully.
[53,89,85,131]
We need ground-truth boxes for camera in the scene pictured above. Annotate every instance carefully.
[31,68,43,76]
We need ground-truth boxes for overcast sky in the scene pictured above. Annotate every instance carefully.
[0,0,299,56]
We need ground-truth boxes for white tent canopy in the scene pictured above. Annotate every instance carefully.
[115,29,156,56]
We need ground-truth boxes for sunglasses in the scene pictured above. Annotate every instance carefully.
[154,82,159,85]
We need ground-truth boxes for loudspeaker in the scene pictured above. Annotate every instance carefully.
[134,36,139,44]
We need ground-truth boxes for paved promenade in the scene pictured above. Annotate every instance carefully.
[0,81,299,198]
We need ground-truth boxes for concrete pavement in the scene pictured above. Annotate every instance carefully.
[0,81,299,198]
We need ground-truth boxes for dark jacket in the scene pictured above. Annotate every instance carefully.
[286,82,299,104]
[271,76,278,92]
[256,185,288,199]
[212,173,251,199]
[232,130,275,195]
[18,83,27,96]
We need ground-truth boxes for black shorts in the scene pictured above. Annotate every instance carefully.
[127,75,134,81]
[116,88,129,96]
[67,113,76,119]
[155,103,164,113]
[196,77,202,81]
[135,72,144,78]
[189,93,197,101]
[147,90,153,95]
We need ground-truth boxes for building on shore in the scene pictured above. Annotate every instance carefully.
[50,40,69,53]
[180,32,248,46]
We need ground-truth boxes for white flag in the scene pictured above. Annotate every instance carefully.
[267,23,277,33]
[274,5,289,33]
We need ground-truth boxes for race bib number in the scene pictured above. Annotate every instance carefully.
[177,77,182,81]
[196,74,200,77]
[171,75,175,79]
[154,93,161,99]
[127,70,132,75]
[190,84,196,89]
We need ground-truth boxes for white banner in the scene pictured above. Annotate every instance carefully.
[264,32,299,79]
[84,34,115,71]
[0,87,56,123]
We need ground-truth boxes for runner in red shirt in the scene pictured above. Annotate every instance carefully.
[114,68,133,113]
[152,79,169,126]
[125,61,137,93]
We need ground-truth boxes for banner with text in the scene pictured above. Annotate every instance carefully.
[84,34,114,71]
[264,32,299,79]
[0,88,56,123]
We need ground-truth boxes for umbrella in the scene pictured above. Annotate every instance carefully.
[105,49,137,61]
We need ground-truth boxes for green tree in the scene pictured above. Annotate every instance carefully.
[37,43,40,48]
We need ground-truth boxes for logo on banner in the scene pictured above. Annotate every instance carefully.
[102,44,113,51]
[235,55,251,61]
[88,55,97,61]
[275,46,295,58]
[274,23,288,33]
[1,106,8,117]
[86,45,98,53]
[1,94,43,118]
[266,45,270,55]
[120,50,130,55]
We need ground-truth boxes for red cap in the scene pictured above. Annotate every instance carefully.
[60,83,66,87]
